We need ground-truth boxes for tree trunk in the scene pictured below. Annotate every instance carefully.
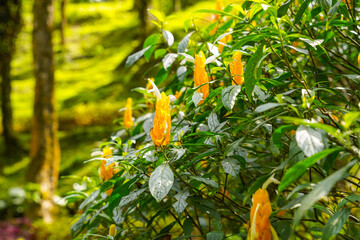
[0,0,22,156]
[134,0,149,37]
[28,0,60,224]
[60,0,67,46]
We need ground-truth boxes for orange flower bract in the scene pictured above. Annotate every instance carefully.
[175,91,183,100]
[124,98,133,129]
[214,0,224,21]
[99,147,116,181]
[248,188,273,240]
[194,51,209,105]
[230,51,244,85]
[218,33,232,53]
[150,92,171,146]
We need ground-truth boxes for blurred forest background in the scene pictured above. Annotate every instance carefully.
[0,0,212,238]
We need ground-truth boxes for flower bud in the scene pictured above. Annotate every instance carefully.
[109,224,117,237]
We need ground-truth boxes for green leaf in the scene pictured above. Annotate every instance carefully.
[125,46,151,67]
[192,92,203,107]
[178,32,193,53]
[184,19,192,32]
[322,208,350,240]
[162,53,178,70]
[293,160,356,227]
[173,190,190,214]
[155,221,176,239]
[232,34,270,50]
[155,66,169,85]
[208,112,220,133]
[300,37,324,49]
[280,116,340,138]
[206,231,224,240]
[79,189,99,210]
[149,163,174,202]
[163,30,174,47]
[221,158,240,177]
[278,0,295,17]
[288,136,305,164]
[224,139,242,157]
[191,176,219,188]
[144,34,160,61]
[148,9,165,22]
[144,34,160,48]
[296,125,325,157]
[278,148,342,194]
[343,111,360,129]
[222,85,241,111]
[327,0,341,23]
[315,0,332,10]
[155,49,167,59]
[194,8,241,20]
[286,183,311,200]
[71,215,86,237]
[244,43,264,99]
[168,148,186,162]
[337,194,360,210]
[254,102,286,113]
[294,0,312,24]
[272,125,298,149]
[118,188,146,207]
[183,218,193,236]
[109,176,139,213]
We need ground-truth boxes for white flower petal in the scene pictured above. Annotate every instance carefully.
[147,79,161,99]
[215,60,222,67]
[179,53,195,64]
[207,42,220,56]
[205,54,220,65]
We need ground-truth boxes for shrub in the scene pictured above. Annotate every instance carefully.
[67,0,360,239]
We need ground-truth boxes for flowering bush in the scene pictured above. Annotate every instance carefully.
[67,0,360,239]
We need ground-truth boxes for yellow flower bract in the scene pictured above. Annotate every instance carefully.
[248,188,273,240]
[150,92,171,146]
[194,51,209,105]
[230,51,244,85]
[99,147,115,181]
[109,224,117,237]
[124,97,133,129]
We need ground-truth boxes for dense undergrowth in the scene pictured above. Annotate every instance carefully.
[66,0,360,239]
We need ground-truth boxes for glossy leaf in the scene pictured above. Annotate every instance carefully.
[173,190,190,214]
[222,85,241,110]
[162,53,178,70]
[294,160,356,226]
[278,0,295,17]
[322,208,350,240]
[163,30,174,47]
[206,231,224,240]
[296,125,325,157]
[221,158,240,177]
[254,102,285,114]
[178,32,193,53]
[149,163,174,202]
[278,148,342,194]
[244,43,264,98]
[125,46,151,67]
